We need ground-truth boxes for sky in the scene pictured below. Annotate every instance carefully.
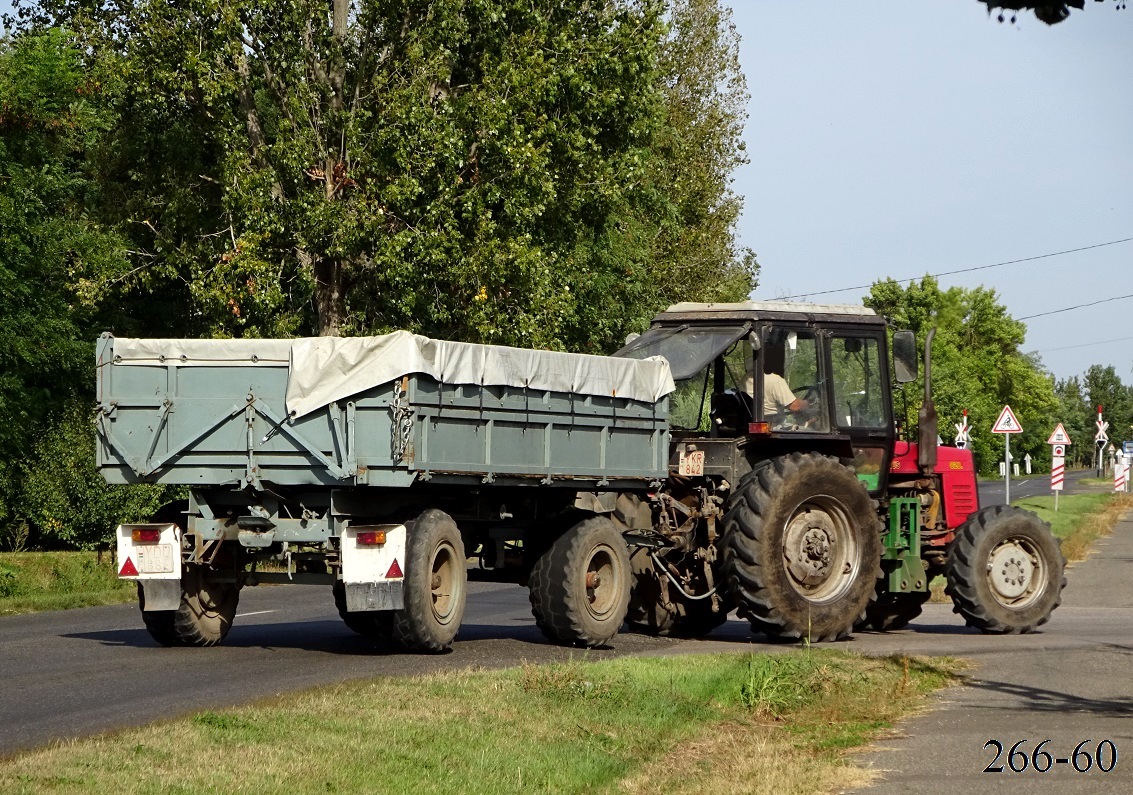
[3,2,1130,383]
[723,1,1133,384]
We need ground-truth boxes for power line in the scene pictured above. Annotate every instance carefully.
[1019,293,1133,320]
[778,236,1133,300]
[1034,334,1133,354]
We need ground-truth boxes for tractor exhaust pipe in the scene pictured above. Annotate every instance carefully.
[918,327,938,474]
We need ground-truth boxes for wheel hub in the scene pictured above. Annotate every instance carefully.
[782,504,859,602]
[987,540,1039,602]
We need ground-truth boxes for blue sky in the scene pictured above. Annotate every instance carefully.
[725,1,1132,384]
[4,2,1131,384]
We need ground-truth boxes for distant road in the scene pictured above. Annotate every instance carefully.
[978,466,1098,506]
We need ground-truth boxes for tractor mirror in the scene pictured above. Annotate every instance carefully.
[892,331,917,383]
[748,331,761,351]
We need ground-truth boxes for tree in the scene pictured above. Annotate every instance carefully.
[866,276,1058,474]
[0,29,128,532]
[15,0,756,352]
[1084,364,1133,464]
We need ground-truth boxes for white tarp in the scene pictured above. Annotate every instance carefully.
[111,332,675,419]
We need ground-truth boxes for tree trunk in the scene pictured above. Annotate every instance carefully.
[313,255,344,337]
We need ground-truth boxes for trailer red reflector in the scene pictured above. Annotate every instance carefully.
[386,559,403,579]
[356,530,386,546]
[132,528,162,543]
[119,557,139,577]
[748,422,771,435]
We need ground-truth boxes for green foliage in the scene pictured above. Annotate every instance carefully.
[866,276,1059,474]
[18,403,179,550]
[18,0,755,353]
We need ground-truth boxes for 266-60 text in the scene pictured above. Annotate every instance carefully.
[984,740,1117,773]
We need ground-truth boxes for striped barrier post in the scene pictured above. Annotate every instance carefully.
[1117,455,1127,493]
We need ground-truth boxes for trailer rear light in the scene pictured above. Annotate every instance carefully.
[748,422,771,435]
[356,530,387,546]
[132,528,162,543]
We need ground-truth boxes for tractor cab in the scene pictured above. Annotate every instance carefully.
[616,301,912,494]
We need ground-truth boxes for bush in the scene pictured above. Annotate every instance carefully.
[16,402,180,550]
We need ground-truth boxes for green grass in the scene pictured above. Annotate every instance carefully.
[0,651,961,795]
[0,552,134,616]
[1011,492,1119,540]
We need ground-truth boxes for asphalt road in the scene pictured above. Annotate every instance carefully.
[1,470,1128,795]
[978,466,1094,506]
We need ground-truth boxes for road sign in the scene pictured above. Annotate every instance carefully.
[1047,423,1072,445]
[1052,443,1066,458]
[1051,456,1065,492]
[1124,441,1133,457]
[992,405,1023,434]
[1096,419,1109,443]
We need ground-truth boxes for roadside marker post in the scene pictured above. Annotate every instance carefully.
[992,405,1023,505]
[1047,424,1072,512]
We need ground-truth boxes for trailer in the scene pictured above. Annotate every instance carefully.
[99,331,674,651]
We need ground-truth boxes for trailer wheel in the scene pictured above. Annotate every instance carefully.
[626,547,730,637]
[862,591,930,632]
[389,509,467,653]
[332,581,394,641]
[723,453,882,642]
[138,564,239,647]
[529,516,631,648]
[945,505,1065,634]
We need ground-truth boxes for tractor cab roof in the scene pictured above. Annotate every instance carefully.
[653,301,884,327]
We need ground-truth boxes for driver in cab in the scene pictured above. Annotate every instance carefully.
[743,342,808,425]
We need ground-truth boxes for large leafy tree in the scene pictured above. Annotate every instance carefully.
[14,0,756,353]
[0,29,128,533]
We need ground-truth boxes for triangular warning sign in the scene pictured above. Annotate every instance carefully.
[1047,423,1072,445]
[991,405,1023,434]
[119,557,139,577]
[385,559,403,579]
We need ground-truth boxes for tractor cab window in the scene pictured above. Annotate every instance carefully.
[830,335,886,428]
[755,328,828,432]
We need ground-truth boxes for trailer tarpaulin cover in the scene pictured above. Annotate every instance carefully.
[110,332,675,419]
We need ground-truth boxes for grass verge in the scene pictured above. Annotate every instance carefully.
[0,650,961,795]
[0,552,133,616]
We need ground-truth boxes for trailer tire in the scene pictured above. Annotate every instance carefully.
[862,591,930,632]
[138,565,239,647]
[529,516,631,648]
[388,509,467,653]
[945,505,1065,634]
[332,581,394,641]
[723,453,882,642]
[626,547,730,637]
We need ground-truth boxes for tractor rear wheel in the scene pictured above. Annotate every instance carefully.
[723,453,882,642]
[945,505,1065,633]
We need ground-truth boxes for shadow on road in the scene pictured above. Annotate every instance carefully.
[963,675,1133,717]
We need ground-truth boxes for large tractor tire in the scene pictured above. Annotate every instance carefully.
[529,516,631,648]
[139,563,240,647]
[723,453,882,642]
[626,547,730,638]
[945,505,1065,634]
[388,509,468,653]
[332,581,394,641]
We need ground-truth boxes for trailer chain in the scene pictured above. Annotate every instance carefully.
[390,380,414,462]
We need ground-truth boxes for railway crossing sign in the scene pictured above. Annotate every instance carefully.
[1052,444,1066,458]
[992,405,1023,434]
[1047,423,1072,446]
